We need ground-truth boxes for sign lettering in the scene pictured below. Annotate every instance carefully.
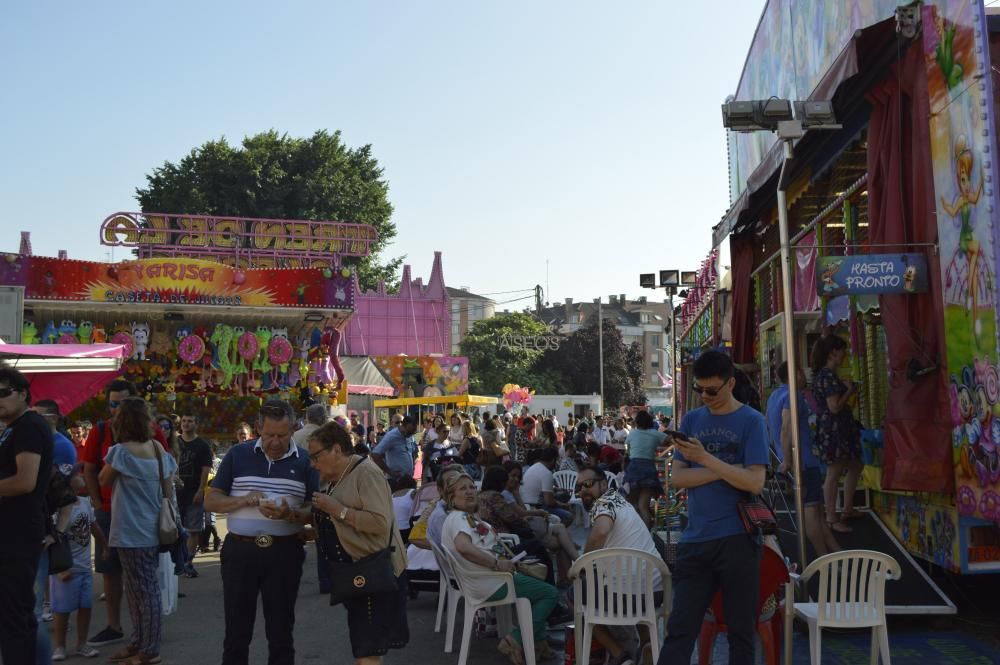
[498,333,562,352]
[817,253,929,296]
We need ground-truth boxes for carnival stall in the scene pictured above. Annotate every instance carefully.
[714,0,1000,580]
[0,211,380,437]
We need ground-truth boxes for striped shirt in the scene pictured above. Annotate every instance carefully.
[211,439,319,537]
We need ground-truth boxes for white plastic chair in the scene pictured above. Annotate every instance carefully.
[786,550,901,665]
[440,546,537,665]
[553,470,587,526]
[429,540,460,636]
[569,547,671,665]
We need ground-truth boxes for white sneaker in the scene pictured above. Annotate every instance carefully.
[52,647,66,661]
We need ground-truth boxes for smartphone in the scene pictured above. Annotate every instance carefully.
[663,430,690,442]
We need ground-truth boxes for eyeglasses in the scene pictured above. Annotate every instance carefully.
[574,478,601,493]
[309,448,329,462]
[692,383,726,397]
[108,400,122,408]
[0,387,22,399]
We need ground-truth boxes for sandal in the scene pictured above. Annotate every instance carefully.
[108,647,139,662]
[124,654,161,665]
[497,634,525,665]
[827,520,853,533]
[840,509,864,520]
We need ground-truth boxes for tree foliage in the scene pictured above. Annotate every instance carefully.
[460,313,570,395]
[540,318,646,408]
[135,129,401,290]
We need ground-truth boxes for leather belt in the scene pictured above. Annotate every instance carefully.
[228,533,303,548]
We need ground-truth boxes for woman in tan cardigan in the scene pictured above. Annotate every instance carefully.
[307,422,408,665]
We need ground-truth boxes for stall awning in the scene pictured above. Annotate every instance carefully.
[340,356,396,397]
[0,343,127,413]
[713,18,898,247]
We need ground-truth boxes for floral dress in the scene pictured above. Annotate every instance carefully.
[811,367,861,464]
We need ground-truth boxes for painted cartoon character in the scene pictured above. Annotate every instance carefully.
[131,322,150,360]
[820,261,842,294]
[41,321,59,344]
[928,7,963,90]
[21,321,38,344]
[903,265,917,292]
[92,324,107,344]
[940,136,987,344]
[77,321,94,344]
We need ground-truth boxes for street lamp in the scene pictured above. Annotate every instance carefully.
[640,269,695,422]
[722,98,840,639]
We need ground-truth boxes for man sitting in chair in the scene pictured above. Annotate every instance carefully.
[575,465,665,665]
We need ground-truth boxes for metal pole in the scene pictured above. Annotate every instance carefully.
[669,292,676,423]
[776,137,809,581]
[598,300,604,414]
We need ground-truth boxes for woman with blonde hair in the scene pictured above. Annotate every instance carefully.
[457,420,483,480]
[441,472,558,664]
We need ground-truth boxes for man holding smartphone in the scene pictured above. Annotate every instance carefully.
[657,350,769,665]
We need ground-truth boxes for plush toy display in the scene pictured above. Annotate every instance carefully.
[22,321,38,344]
[57,320,78,344]
[131,322,150,360]
[92,324,107,344]
[77,321,94,344]
[42,321,59,344]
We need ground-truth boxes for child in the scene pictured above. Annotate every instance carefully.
[50,469,107,660]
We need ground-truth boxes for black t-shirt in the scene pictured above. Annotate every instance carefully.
[460,436,482,465]
[0,410,54,545]
[176,436,213,507]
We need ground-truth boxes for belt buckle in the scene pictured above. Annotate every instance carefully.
[255,535,274,548]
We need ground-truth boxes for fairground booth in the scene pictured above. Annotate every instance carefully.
[0,212,384,437]
[701,0,1000,607]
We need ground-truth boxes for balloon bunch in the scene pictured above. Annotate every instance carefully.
[501,383,535,409]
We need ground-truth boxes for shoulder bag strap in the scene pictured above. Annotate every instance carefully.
[151,441,173,501]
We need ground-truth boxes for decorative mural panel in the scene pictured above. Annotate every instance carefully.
[924,0,1000,526]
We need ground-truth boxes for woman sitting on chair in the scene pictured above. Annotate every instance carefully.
[441,472,559,665]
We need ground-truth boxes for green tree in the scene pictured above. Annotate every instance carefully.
[135,129,402,290]
[540,318,646,408]
[459,312,570,395]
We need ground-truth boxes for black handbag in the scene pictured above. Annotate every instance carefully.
[737,494,778,536]
[322,458,398,605]
[48,533,73,575]
[327,531,398,605]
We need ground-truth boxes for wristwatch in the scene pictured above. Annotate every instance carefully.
[337,506,349,521]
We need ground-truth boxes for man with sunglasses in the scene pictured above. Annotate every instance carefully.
[0,366,54,665]
[574,464,664,665]
[81,379,169,648]
[205,399,318,665]
[657,351,769,665]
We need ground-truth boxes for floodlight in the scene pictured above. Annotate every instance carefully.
[681,271,698,286]
[794,101,837,126]
[762,98,793,119]
[639,273,656,289]
[659,270,680,287]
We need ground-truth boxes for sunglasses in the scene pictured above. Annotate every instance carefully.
[159,422,173,429]
[692,383,726,397]
[574,478,601,493]
[108,400,122,408]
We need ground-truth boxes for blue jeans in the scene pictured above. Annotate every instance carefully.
[657,533,761,665]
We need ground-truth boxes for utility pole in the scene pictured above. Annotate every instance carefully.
[535,285,544,316]
[598,299,604,414]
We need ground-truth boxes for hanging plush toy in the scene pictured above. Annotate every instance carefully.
[92,324,107,344]
[42,321,59,344]
[253,326,273,374]
[268,327,293,387]
[210,324,237,390]
[232,326,251,378]
[131,322,150,360]
[77,321,94,345]
[321,326,346,390]
[288,330,309,388]
[307,326,322,384]
[21,321,38,344]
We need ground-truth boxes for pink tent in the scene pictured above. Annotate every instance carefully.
[0,343,126,413]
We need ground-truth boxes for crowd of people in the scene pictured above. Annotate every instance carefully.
[0,339,866,665]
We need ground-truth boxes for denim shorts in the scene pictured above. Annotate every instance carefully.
[50,571,93,614]
[182,503,206,532]
[803,466,823,506]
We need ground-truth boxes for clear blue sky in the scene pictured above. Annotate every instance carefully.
[1,1,765,308]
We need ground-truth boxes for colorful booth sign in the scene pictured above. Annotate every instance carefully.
[1,255,354,310]
[816,254,929,296]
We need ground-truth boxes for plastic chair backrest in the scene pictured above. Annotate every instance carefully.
[430,540,460,591]
[799,549,900,627]
[553,470,578,492]
[440,541,516,606]
[569,548,669,626]
[709,544,790,623]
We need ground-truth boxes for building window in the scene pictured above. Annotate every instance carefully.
[651,360,659,368]
[650,334,661,347]
[640,313,649,323]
